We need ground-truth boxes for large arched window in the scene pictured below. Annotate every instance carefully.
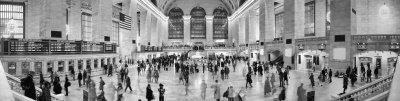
[213,7,228,39]
[190,6,206,39]
[168,7,184,39]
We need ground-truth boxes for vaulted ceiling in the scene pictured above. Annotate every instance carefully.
[151,0,248,15]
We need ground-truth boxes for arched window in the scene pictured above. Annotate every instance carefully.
[168,7,184,39]
[213,7,228,39]
[190,6,206,39]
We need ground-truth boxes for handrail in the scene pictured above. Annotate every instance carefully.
[331,73,394,101]
[13,91,36,101]
[365,91,390,101]
[6,73,64,101]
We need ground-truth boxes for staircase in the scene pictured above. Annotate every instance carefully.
[6,73,64,101]
[331,55,400,101]
[1,61,64,101]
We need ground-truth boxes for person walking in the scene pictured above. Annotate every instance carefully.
[117,83,124,101]
[99,77,105,91]
[225,66,230,79]
[154,70,160,83]
[64,75,71,96]
[297,83,306,101]
[309,73,315,87]
[246,72,253,88]
[39,81,51,101]
[279,71,284,87]
[283,68,289,85]
[21,74,36,99]
[228,86,235,101]
[211,80,221,101]
[264,77,272,96]
[71,69,75,81]
[158,84,165,101]
[374,67,379,79]
[271,73,276,89]
[83,69,87,85]
[108,64,113,77]
[125,76,132,92]
[329,69,333,83]
[146,84,155,101]
[342,75,348,94]
[200,80,207,100]
[367,67,372,83]
[78,71,83,87]
[278,87,286,101]
[39,72,44,88]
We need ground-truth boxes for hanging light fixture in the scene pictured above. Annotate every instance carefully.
[379,2,390,18]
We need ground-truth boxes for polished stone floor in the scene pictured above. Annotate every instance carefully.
[57,61,373,101]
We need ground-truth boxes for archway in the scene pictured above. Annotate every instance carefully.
[353,51,397,76]
[296,50,329,70]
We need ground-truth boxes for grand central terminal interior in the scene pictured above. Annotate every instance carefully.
[1,0,400,101]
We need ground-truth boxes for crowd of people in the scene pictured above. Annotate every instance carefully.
[17,51,396,101]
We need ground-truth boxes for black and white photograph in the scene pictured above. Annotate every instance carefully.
[0,0,400,101]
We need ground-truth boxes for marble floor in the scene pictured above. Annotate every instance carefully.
[57,61,373,101]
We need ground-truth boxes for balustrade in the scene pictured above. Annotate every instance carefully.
[332,73,394,101]
[6,73,63,101]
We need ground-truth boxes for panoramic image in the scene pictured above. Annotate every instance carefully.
[1,0,400,101]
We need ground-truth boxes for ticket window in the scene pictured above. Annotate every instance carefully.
[34,62,42,75]
[68,61,74,72]
[21,62,30,75]
[78,60,83,70]
[8,62,16,75]
[58,61,64,72]
[47,61,54,73]
[86,59,91,70]
[94,59,98,69]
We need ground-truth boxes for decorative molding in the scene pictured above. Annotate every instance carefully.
[137,0,168,22]
[227,0,258,21]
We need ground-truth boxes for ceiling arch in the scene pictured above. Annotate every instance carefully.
[154,0,244,16]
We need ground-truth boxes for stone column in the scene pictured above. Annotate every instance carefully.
[128,0,138,59]
[238,17,246,45]
[145,12,153,46]
[249,10,259,44]
[82,59,87,70]
[91,59,95,71]
[139,11,148,46]
[265,0,275,42]
[97,59,101,68]
[245,14,250,44]
[183,16,191,44]
[53,61,58,72]
[74,59,78,72]
[205,16,214,45]
[259,0,266,61]
[64,60,68,73]
[150,16,158,46]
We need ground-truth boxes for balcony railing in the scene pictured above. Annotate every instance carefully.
[6,73,64,101]
[331,73,394,101]
[1,38,117,55]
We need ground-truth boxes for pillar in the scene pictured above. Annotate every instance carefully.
[97,59,101,68]
[265,0,275,42]
[82,59,87,70]
[74,59,78,72]
[150,16,158,46]
[64,60,68,73]
[183,16,191,44]
[238,17,246,45]
[53,61,58,72]
[139,11,148,46]
[206,16,214,45]
[145,12,153,46]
